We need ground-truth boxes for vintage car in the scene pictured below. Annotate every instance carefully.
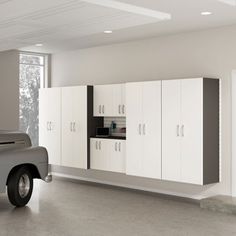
[0,131,51,207]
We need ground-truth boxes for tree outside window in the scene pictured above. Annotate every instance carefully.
[19,53,46,146]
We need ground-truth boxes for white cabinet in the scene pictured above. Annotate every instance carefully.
[181,79,203,184]
[112,84,126,116]
[94,85,113,116]
[94,84,125,117]
[126,81,162,179]
[39,88,61,165]
[162,80,182,182]
[39,79,219,186]
[61,86,88,169]
[39,86,102,169]
[110,140,126,173]
[90,139,106,171]
[90,138,126,173]
[162,78,219,185]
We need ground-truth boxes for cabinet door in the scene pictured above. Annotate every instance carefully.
[61,87,87,169]
[126,83,143,176]
[162,80,181,182]
[90,139,104,170]
[61,87,73,167]
[109,140,126,173]
[181,79,203,184]
[142,81,162,179]
[113,84,126,117]
[72,86,87,169]
[121,84,126,116]
[90,139,108,171]
[39,88,61,165]
[94,85,113,116]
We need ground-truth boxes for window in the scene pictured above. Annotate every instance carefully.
[19,53,48,146]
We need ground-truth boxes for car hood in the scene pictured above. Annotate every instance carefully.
[0,131,31,147]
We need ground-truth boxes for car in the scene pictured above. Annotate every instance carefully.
[0,131,51,207]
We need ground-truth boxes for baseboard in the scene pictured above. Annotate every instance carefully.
[51,171,201,203]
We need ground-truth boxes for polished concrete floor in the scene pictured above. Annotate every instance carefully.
[0,179,236,236]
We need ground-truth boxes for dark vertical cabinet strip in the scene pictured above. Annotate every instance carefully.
[87,86,103,169]
[203,78,220,184]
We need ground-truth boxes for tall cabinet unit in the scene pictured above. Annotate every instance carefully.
[61,86,88,169]
[126,81,162,179]
[39,88,61,165]
[39,86,103,169]
[162,78,219,185]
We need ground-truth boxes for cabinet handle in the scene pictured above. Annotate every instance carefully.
[143,124,146,135]
[73,122,76,132]
[181,125,184,137]
[139,124,142,135]
[102,105,105,114]
[115,142,117,151]
[177,125,180,137]
[119,142,121,152]
[50,122,52,131]
[99,105,101,114]
[99,141,101,150]
[47,122,49,131]
[122,105,125,114]
[95,141,98,150]
[70,122,72,132]
[118,105,121,114]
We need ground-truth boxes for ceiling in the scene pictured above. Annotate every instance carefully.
[0,0,236,53]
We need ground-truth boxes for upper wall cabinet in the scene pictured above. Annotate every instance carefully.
[39,88,61,166]
[126,81,162,179]
[162,78,220,185]
[94,84,125,117]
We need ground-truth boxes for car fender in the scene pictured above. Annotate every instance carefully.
[0,146,48,193]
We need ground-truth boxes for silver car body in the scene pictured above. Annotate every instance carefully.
[0,131,49,193]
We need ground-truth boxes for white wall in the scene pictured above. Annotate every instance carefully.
[51,25,236,199]
[0,50,19,130]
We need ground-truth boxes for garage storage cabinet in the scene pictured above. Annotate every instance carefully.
[39,77,220,186]
[39,88,61,166]
[39,86,103,168]
[93,84,125,117]
[90,138,126,173]
[162,78,219,185]
[61,86,88,168]
[126,81,162,179]
[125,78,219,185]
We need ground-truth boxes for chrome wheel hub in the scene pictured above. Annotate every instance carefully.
[18,174,30,198]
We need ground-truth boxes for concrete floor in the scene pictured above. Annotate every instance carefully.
[0,179,236,236]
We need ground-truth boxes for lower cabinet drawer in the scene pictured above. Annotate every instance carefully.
[90,138,125,173]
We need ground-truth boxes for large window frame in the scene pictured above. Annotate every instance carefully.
[19,51,49,88]
[19,51,50,146]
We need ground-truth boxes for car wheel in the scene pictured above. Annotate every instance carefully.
[7,166,33,207]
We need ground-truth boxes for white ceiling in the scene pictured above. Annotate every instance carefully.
[0,0,236,53]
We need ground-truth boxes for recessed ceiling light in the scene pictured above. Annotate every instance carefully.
[104,30,113,34]
[201,11,212,16]
[35,43,43,47]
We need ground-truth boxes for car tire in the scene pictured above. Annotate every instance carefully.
[7,166,33,207]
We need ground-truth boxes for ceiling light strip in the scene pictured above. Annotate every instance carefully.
[82,0,171,20]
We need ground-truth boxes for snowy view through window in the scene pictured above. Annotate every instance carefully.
[19,54,45,146]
